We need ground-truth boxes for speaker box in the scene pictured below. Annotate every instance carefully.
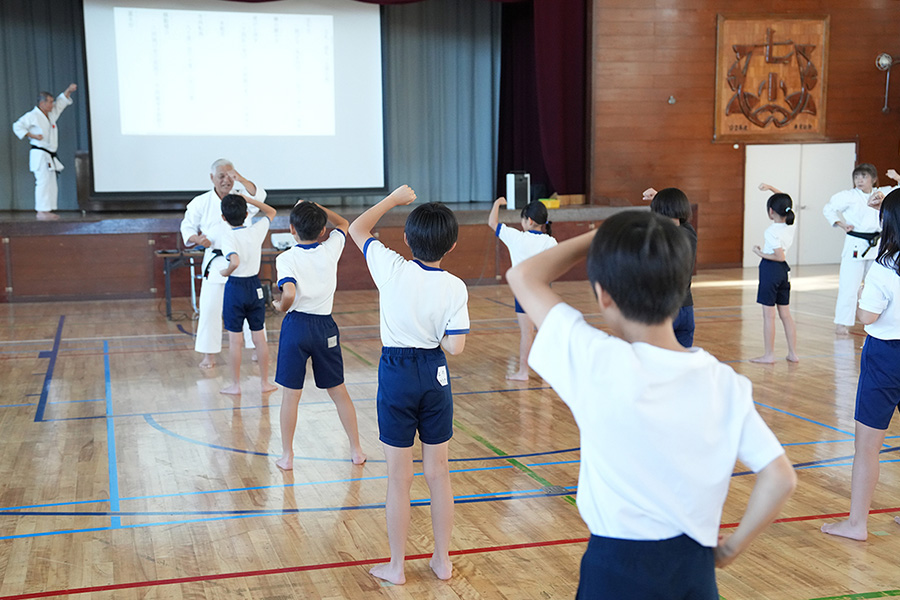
[506,172,530,210]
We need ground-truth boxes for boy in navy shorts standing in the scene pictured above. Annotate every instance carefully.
[348,185,469,585]
[219,193,278,396]
[507,211,796,599]
[272,201,366,469]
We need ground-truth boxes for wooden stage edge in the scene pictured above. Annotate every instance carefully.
[0,204,640,304]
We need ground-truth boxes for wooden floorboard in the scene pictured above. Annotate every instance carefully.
[0,264,896,599]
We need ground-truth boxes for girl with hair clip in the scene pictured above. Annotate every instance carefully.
[750,184,799,363]
[488,197,557,380]
[822,187,900,541]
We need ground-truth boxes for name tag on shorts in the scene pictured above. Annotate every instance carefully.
[327,335,338,348]
[436,365,448,386]
[256,288,264,299]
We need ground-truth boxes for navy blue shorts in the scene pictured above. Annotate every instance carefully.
[514,298,525,314]
[575,534,717,600]
[377,347,453,448]
[855,336,900,430]
[673,305,695,348]
[756,259,791,306]
[223,275,266,332]
[275,312,344,390]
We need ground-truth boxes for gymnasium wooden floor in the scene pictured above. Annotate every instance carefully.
[0,264,898,600]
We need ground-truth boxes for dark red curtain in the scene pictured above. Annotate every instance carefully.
[226,0,587,196]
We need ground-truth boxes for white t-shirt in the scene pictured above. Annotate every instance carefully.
[275,229,346,315]
[762,222,795,255]
[528,302,786,547]
[221,217,270,278]
[496,224,558,266]
[363,238,469,348]
[859,254,900,340]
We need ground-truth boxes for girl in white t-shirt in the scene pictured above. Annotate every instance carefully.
[822,188,900,541]
[488,197,558,380]
[750,185,798,363]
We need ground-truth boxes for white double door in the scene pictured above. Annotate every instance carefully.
[743,142,857,267]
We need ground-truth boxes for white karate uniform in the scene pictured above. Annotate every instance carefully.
[823,186,895,326]
[11,93,73,212]
[180,184,266,354]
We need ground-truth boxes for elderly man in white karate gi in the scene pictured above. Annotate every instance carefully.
[181,159,268,368]
[12,84,78,221]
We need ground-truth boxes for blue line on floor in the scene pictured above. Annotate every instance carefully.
[104,341,121,529]
[34,316,64,422]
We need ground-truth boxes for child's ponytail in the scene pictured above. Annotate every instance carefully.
[767,193,795,226]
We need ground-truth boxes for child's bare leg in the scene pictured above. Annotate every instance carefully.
[370,443,414,585]
[198,353,216,369]
[221,331,243,395]
[276,387,302,470]
[777,304,799,362]
[822,421,887,540]
[325,384,366,464]
[507,313,535,381]
[422,440,453,580]
[750,305,777,363]
[251,329,277,393]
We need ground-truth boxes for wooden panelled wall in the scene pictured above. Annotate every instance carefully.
[590,0,900,267]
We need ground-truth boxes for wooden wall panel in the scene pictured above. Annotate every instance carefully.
[590,1,900,267]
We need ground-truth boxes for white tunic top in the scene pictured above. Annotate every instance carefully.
[275,230,346,315]
[363,238,469,349]
[529,302,786,547]
[859,253,900,340]
[12,93,74,172]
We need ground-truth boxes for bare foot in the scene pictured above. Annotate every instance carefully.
[786,353,800,363]
[36,211,59,221]
[370,562,405,585]
[220,384,241,395]
[351,448,367,465]
[506,371,529,381]
[429,556,452,580]
[835,324,850,335]
[198,355,216,369]
[750,354,776,364]
[275,455,293,471]
[261,381,278,394]
[822,519,868,541]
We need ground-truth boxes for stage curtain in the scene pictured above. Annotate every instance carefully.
[0,0,88,212]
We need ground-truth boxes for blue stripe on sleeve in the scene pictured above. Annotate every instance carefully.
[495,224,502,237]
[277,277,296,290]
[225,252,237,259]
[363,237,377,258]
[445,329,469,336]
[334,229,346,237]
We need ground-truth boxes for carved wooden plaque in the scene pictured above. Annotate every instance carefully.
[714,15,829,142]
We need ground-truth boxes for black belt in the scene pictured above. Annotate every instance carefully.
[847,230,880,258]
[30,146,58,159]
[203,249,224,279]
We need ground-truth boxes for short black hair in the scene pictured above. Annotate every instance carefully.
[290,201,327,241]
[404,202,458,262]
[650,188,692,224]
[586,211,692,325]
[853,163,878,183]
[221,194,247,227]
[521,200,552,236]
[877,189,900,276]
[38,92,53,104]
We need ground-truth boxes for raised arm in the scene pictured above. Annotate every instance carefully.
[318,204,349,235]
[230,168,259,197]
[506,230,596,328]
[63,83,77,99]
[348,185,416,252]
[887,169,900,186]
[642,187,658,202]
[488,197,506,231]
[241,193,276,221]
[714,454,796,567]
[758,183,783,194]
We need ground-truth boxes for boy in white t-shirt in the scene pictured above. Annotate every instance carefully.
[219,194,278,396]
[348,185,469,586]
[272,201,366,469]
[506,210,796,599]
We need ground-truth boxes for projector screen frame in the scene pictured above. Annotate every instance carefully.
[77,0,389,212]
